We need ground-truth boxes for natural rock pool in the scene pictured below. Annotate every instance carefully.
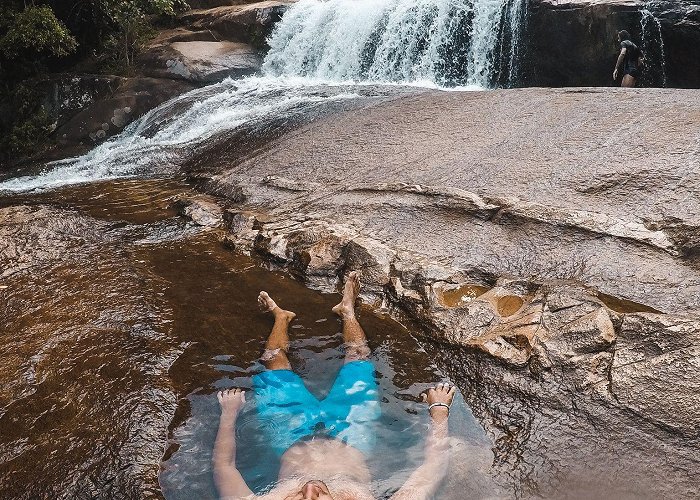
[0,179,495,499]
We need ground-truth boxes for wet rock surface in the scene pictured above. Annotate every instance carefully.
[54,77,195,148]
[137,25,266,83]
[183,86,700,497]
[1,179,499,499]
[180,1,294,47]
[198,87,700,315]
[139,40,262,82]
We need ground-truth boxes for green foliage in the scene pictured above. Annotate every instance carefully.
[0,0,189,166]
[0,83,54,161]
[92,0,189,70]
[0,5,77,60]
[3,110,54,158]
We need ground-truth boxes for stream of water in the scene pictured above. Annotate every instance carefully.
[640,9,668,88]
[0,0,529,195]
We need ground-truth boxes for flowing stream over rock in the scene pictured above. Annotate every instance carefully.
[0,0,529,194]
[640,8,668,88]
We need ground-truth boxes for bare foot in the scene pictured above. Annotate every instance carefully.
[423,382,457,423]
[332,271,360,318]
[258,291,296,321]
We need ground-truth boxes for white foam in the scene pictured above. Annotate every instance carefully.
[264,0,526,87]
[0,77,364,193]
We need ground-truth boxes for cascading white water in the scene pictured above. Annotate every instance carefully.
[0,0,529,193]
[264,0,527,88]
[640,9,667,87]
[0,78,369,192]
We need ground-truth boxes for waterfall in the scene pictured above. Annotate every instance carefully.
[262,0,528,88]
[640,9,667,88]
[0,0,531,193]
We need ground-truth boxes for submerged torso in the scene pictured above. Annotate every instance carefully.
[255,438,375,499]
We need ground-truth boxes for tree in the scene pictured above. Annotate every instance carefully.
[0,5,77,63]
[94,0,188,69]
[0,0,188,165]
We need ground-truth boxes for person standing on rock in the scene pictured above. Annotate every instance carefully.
[212,271,457,499]
[613,30,645,87]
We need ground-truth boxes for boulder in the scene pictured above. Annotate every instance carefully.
[172,196,224,227]
[180,1,294,47]
[38,74,124,132]
[54,77,195,147]
[138,40,263,82]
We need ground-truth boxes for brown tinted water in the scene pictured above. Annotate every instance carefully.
[437,285,490,308]
[0,179,492,499]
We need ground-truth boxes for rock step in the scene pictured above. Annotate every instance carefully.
[137,39,262,83]
[180,1,294,45]
[54,77,195,148]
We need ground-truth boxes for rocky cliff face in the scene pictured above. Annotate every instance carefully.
[524,0,700,88]
[648,0,700,87]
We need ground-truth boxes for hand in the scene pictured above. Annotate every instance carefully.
[422,383,456,423]
[218,388,246,418]
[613,69,619,80]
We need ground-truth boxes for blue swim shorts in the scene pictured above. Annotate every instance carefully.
[251,360,380,456]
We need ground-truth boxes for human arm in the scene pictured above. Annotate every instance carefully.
[613,47,627,80]
[213,388,255,499]
[389,383,456,500]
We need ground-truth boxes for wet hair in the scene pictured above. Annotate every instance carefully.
[618,30,631,41]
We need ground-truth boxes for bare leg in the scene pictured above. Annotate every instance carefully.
[332,271,371,363]
[258,291,296,370]
[621,74,637,88]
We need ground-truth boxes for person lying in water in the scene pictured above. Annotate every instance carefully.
[213,271,457,500]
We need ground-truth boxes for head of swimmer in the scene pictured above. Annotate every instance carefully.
[617,30,631,44]
[284,480,336,500]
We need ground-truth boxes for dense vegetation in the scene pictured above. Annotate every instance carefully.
[0,0,188,165]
